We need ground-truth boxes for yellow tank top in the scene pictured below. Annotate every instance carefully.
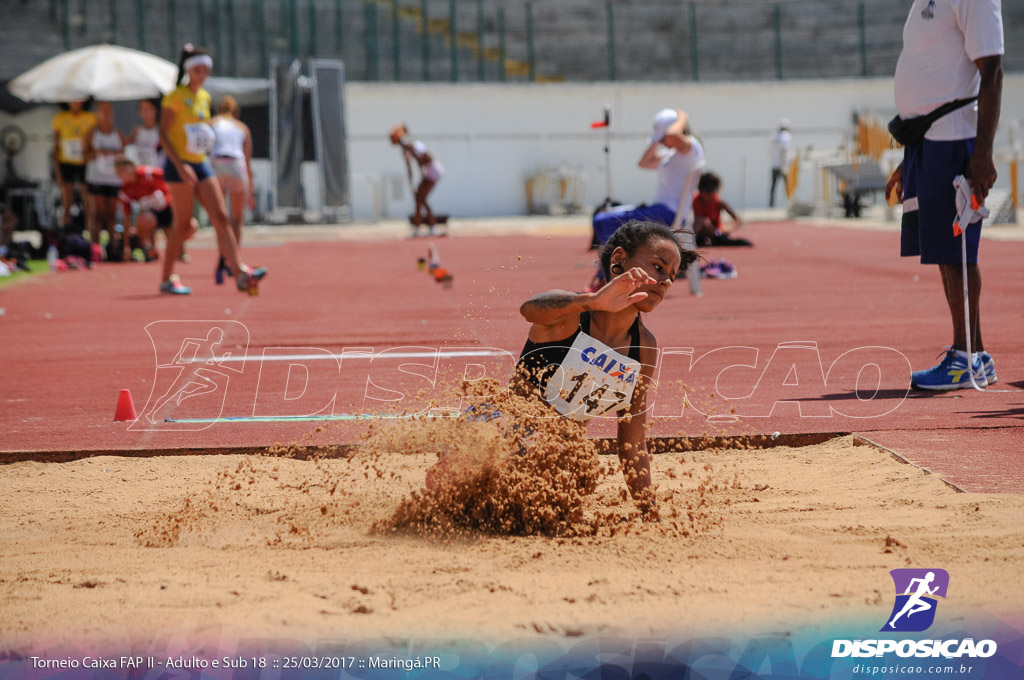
[161,85,215,164]
[52,110,98,165]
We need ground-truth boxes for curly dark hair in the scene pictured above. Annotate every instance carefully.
[697,171,721,193]
[598,219,698,279]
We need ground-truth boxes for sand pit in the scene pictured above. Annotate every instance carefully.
[1,433,1022,652]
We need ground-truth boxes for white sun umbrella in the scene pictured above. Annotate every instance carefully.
[8,44,178,103]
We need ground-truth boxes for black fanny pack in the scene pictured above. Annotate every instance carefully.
[888,97,977,148]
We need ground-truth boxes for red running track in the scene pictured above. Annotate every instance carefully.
[1,220,1021,493]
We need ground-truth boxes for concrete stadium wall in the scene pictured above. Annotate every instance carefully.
[347,76,1024,219]
[4,75,1022,222]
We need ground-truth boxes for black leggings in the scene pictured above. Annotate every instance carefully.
[769,168,787,207]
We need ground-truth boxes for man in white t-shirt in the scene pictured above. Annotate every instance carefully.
[592,108,704,245]
[885,0,1003,391]
[768,119,792,208]
[639,108,706,227]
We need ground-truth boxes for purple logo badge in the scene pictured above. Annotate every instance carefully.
[881,568,949,632]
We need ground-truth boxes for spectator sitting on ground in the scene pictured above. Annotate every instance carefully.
[115,156,191,262]
[692,172,752,247]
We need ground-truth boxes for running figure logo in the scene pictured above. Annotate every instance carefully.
[132,321,249,431]
[881,568,949,632]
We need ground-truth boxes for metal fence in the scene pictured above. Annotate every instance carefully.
[41,0,1024,82]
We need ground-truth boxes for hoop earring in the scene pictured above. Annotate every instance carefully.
[610,263,624,275]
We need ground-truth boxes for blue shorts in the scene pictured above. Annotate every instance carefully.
[163,158,214,183]
[462,403,503,422]
[900,139,981,265]
[461,403,535,452]
[593,203,676,245]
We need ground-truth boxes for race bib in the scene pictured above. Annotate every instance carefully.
[542,332,640,422]
[184,122,215,155]
[61,138,84,163]
[135,146,160,168]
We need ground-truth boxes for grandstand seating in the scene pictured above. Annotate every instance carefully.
[2,0,1021,84]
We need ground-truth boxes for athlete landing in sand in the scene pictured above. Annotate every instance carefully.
[515,220,697,516]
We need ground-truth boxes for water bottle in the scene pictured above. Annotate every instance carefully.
[47,243,59,273]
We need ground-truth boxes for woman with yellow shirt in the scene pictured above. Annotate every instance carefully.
[51,100,97,230]
[158,44,266,295]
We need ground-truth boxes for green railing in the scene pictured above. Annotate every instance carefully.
[45,0,1022,82]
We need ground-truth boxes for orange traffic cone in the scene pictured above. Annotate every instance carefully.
[113,388,137,422]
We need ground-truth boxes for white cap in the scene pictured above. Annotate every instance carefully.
[779,118,791,129]
[648,108,679,144]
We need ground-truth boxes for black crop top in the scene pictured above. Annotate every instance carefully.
[516,311,642,390]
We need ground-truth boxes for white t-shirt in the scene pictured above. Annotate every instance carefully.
[769,129,791,169]
[651,137,704,211]
[211,117,247,159]
[894,0,1003,141]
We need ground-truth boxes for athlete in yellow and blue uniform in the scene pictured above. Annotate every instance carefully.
[157,44,265,296]
[161,83,214,182]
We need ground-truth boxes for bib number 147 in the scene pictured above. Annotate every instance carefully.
[563,372,627,417]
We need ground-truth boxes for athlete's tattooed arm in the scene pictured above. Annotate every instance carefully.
[519,290,594,325]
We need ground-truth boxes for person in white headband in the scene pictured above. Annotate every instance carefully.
[182,54,214,72]
[156,45,267,296]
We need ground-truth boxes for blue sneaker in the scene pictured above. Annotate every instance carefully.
[159,274,192,295]
[236,265,267,294]
[911,348,986,391]
[978,351,997,385]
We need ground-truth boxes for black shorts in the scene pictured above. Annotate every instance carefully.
[59,163,86,184]
[154,206,173,229]
[87,184,120,198]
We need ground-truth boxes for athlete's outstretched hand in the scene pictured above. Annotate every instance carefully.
[592,266,657,312]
